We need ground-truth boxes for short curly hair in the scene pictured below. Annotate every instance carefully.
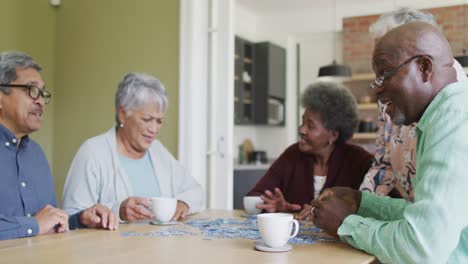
[301,82,358,144]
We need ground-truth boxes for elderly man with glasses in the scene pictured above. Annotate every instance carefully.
[0,51,118,240]
[359,7,467,202]
[309,22,468,263]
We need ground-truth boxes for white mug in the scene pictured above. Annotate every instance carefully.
[243,196,263,215]
[257,213,299,248]
[150,197,177,223]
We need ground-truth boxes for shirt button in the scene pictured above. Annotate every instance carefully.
[21,182,26,188]
[27,229,32,235]
[27,213,31,217]
[5,142,10,147]
[12,138,17,143]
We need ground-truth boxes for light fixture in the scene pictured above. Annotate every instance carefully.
[317,0,352,79]
[318,59,352,76]
[49,0,60,7]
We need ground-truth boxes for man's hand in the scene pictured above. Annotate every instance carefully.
[80,204,118,230]
[119,196,152,222]
[172,201,190,221]
[311,187,362,238]
[318,187,362,212]
[295,203,313,220]
[34,205,69,235]
[256,188,302,213]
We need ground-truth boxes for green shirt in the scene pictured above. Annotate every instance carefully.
[338,80,468,263]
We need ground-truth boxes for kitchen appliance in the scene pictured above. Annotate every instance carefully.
[268,97,284,125]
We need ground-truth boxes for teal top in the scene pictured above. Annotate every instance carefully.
[338,80,468,263]
[118,151,160,198]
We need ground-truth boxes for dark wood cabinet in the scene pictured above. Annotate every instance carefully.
[234,36,255,124]
[234,36,286,126]
[253,42,286,126]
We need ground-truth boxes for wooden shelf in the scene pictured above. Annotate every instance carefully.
[357,103,378,110]
[350,73,375,81]
[353,132,377,140]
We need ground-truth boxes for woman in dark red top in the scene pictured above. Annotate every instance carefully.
[247,82,373,215]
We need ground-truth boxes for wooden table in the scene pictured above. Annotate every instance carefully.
[0,210,375,264]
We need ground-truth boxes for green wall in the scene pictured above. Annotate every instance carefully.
[1,0,180,205]
[0,0,56,162]
[53,0,180,204]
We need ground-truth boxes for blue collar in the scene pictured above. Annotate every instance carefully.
[0,123,30,148]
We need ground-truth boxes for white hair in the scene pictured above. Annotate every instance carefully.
[369,7,440,40]
[114,72,168,124]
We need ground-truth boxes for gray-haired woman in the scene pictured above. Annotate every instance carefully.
[247,82,373,219]
[63,72,204,222]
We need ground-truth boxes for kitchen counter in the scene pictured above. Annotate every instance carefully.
[233,159,274,170]
[234,163,271,170]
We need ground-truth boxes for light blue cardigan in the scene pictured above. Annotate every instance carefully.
[62,128,205,216]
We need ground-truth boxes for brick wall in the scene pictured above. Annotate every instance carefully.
[343,5,467,74]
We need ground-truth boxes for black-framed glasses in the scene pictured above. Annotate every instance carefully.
[0,84,51,104]
[370,55,431,90]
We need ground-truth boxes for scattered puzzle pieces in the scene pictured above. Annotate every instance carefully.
[121,216,338,245]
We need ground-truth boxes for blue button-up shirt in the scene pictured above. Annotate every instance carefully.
[0,124,81,240]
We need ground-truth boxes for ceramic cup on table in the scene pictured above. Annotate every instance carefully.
[150,197,177,223]
[257,213,299,248]
[243,196,263,215]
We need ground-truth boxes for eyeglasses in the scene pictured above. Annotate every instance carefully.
[370,55,429,90]
[0,84,51,104]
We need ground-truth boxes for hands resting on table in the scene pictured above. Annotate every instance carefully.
[34,203,118,235]
[256,187,362,238]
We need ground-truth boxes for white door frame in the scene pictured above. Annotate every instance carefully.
[179,0,234,209]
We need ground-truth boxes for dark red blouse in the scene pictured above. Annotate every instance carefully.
[247,143,373,209]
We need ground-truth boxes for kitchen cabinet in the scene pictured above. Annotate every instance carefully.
[234,36,255,124]
[253,42,286,126]
[234,36,286,126]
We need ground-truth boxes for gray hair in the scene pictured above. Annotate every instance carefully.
[301,82,358,144]
[369,7,439,40]
[0,51,42,93]
[115,72,168,124]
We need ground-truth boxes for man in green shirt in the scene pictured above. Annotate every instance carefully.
[310,22,468,263]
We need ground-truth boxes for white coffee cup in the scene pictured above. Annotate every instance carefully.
[257,213,299,248]
[150,197,177,223]
[243,196,263,215]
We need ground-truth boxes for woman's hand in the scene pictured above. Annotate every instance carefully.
[172,201,190,221]
[119,196,152,222]
[81,204,119,230]
[257,188,302,213]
